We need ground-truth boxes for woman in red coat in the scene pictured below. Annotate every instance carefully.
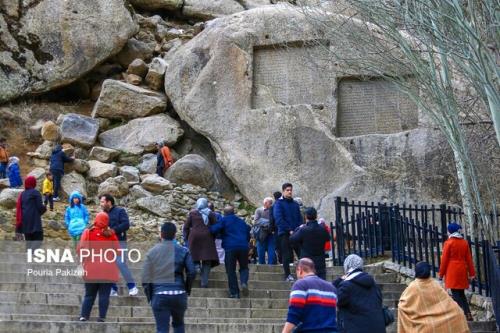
[439,222,475,321]
[77,212,119,322]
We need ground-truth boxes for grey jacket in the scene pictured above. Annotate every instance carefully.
[142,240,196,296]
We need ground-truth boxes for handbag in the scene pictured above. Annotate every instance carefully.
[382,306,395,326]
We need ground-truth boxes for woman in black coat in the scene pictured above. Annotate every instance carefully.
[333,254,386,333]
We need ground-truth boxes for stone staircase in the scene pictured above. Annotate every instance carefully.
[0,244,496,333]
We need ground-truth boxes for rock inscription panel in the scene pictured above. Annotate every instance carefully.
[337,79,418,137]
[252,43,332,109]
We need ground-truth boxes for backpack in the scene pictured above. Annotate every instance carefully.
[252,218,271,242]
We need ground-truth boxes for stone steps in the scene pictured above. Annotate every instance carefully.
[0,248,494,333]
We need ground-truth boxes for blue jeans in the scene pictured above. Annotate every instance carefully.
[112,241,136,291]
[81,283,112,319]
[257,234,276,265]
[224,249,249,296]
[152,293,187,333]
[0,162,6,179]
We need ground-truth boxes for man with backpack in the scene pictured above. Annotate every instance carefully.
[253,197,276,265]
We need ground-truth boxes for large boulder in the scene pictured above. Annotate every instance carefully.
[165,154,214,188]
[182,0,245,19]
[60,113,99,147]
[129,185,153,200]
[91,80,167,120]
[61,172,87,198]
[98,176,129,198]
[28,141,56,160]
[0,0,137,103]
[136,195,171,217]
[41,121,60,141]
[87,160,118,183]
[99,114,183,155]
[141,174,173,193]
[120,166,141,184]
[164,6,459,220]
[64,159,90,174]
[89,147,120,163]
[0,189,23,209]
[137,154,158,174]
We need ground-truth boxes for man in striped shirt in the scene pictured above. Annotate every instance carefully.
[282,258,338,333]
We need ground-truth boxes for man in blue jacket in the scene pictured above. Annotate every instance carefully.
[100,194,138,296]
[273,183,303,282]
[49,144,74,201]
[210,206,251,298]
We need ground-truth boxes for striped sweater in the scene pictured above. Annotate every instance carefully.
[287,275,338,332]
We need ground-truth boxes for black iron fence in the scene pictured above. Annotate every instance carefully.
[331,197,499,297]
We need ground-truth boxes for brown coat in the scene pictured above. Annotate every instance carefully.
[398,278,470,333]
[183,209,219,265]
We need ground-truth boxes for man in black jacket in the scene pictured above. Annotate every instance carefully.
[100,194,138,296]
[290,207,330,280]
[142,222,196,333]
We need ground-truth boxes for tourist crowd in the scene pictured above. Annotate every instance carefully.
[3,134,477,333]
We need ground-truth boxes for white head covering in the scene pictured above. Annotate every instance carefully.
[343,254,363,274]
[196,198,211,225]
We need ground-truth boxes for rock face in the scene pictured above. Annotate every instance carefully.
[29,141,56,160]
[164,5,460,220]
[141,174,173,193]
[99,114,183,155]
[61,172,87,198]
[0,0,137,103]
[0,179,10,190]
[61,113,99,148]
[89,147,120,163]
[136,195,172,217]
[87,160,118,183]
[41,121,60,141]
[65,159,90,174]
[166,154,214,188]
[92,80,167,120]
[0,189,23,209]
[98,176,129,198]
[137,154,158,174]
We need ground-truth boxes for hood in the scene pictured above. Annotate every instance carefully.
[69,191,83,206]
[24,176,36,190]
[94,212,109,229]
[350,271,376,289]
[8,156,19,166]
[52,144,62,154]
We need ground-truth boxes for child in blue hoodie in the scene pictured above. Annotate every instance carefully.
[7,156,22,188]
[65,191,89,246]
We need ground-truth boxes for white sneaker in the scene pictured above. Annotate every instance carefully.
[110,289,118,297]
[128,287,139,296]
[285,275,295,282]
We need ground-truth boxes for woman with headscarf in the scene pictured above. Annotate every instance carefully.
[15,176,46,247]
[333,254,386,333]
[183,198,219,288]
[78,212,119,322]
[439,222,475,321]
[7,156,22,188]
[398,262,470,333]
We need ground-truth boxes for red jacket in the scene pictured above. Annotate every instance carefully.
[78,212,119,283]
[439,237,475,289]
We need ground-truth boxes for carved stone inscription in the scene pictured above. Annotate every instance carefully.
[337,79,418,137]
[252,44,332,109]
